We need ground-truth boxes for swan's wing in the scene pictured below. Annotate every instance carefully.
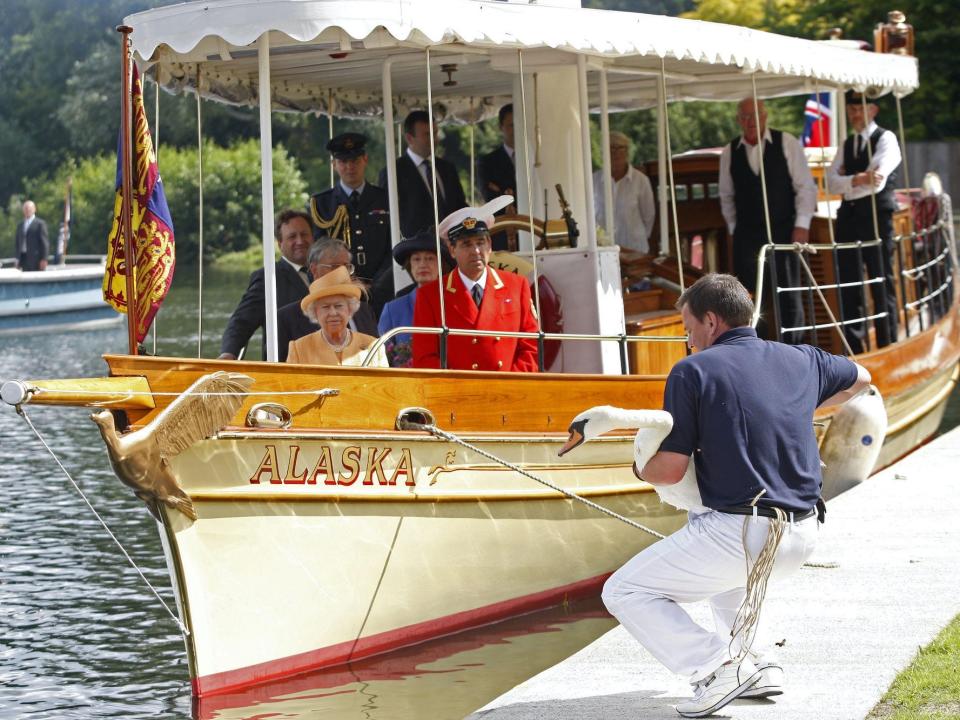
[148,372,255,459]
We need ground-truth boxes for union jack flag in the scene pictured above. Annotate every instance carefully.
[802,93,831,148]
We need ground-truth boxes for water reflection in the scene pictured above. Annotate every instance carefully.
[197,599,615,720]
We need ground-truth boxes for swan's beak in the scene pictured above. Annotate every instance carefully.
[558,419,588,456]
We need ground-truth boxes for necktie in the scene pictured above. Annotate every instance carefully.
[349,191,360,213]
[856,134,865,158]
[422,161,445,201]
[299,266,312,286]
[471,284,483,308]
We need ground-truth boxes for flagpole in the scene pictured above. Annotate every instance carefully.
[117,25,138,356]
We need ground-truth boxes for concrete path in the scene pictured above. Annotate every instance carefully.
[469,426,960,720]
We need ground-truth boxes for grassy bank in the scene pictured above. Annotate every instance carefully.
[211,245,274,271]
[867,613,960,719]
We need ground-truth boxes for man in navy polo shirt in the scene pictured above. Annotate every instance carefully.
[602,273,870,718]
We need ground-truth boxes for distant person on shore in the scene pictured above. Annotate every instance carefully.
[592,130,655,254]
[14,200,49,271]
[602,273,870,718]
[276,237,379,362]
[218,209,314,361]
[827,89,902,353]
[719,98,817,343]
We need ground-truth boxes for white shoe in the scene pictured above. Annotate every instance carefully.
[676,658,761,718]
[740,661,784,699]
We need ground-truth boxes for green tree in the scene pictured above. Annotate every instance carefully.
[17,140,307,263]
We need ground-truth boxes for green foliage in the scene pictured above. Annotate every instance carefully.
[4,140,307,264]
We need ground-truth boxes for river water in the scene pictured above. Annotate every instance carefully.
[1,265,958,719]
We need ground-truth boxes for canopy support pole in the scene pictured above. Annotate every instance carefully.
[257,33,278,363]
[382,57,404,295]
[576,54,597,251]
[196,66,204,358]
[599,67,615,244]
[656,75,668,257]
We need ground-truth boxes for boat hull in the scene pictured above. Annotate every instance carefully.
[0,264,121,335]
[159,431,681,696]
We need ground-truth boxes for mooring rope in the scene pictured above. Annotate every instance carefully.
[728,492,786,661]
[15,406,189,637]
[402,420,666,540]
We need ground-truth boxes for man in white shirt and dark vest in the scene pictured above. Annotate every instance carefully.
[826,89,902,353]
[719,98,817,344]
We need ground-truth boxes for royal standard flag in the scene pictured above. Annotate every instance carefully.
[103,64,175,343]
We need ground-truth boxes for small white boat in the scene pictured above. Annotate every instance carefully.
[0,256,122,335]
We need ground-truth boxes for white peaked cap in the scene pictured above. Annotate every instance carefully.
[438,195,515,241]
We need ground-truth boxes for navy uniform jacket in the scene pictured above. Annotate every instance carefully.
[220,260,309,359]
[412,266,539,372]
[276,297,379,363]
[15,217,49,271]
[478,146,516,202]
[309,183,393,313]
[378,154,467,239]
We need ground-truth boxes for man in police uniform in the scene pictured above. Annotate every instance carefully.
[412,198,539,372]
[309,132,393,314]
[600,274,870,717]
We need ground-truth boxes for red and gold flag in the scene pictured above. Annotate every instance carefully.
[103,64,176,343]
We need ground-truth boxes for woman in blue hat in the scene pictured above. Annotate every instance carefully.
[378,230,452,367]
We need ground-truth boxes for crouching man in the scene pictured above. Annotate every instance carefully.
[603,273,870,717]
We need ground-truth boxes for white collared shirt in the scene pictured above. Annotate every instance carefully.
[592,165,656,252]
[503,144,515,164]
[458,267,488,295]
[23,215,35,232]
[826,120,902,201]
[280,255,311,288]
[718,128,818,234]
[406,147,444,198]
[339,180,366,198]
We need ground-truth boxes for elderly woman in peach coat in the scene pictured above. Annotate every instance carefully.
[287,265,388,367]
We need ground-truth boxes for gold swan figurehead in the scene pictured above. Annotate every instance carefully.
[91,371,254,521]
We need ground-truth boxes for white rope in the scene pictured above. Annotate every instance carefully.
[794,245,855,356]
[405,421,666,540]
[15,406,189,637]
[153,78,160,356]
[659,59,684,291]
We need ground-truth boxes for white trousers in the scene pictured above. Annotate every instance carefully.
[602,509,818,682]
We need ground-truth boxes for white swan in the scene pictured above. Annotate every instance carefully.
[559,405,707,513]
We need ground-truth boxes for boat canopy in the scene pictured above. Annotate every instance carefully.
[126,0,918,121]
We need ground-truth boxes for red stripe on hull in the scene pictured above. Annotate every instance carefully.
[192,572,611,697]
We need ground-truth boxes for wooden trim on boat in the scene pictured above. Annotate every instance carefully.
[189,480,655,504]
[886,363,959,436]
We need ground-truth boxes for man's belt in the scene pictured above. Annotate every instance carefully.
[717,505,816,521]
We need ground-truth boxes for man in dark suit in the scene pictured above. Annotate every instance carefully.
[309,132,394,314]
[413,198,539,372]
[218,209,314,361]
[478,104,517,251]
[276,237,379,362]
[378,110,466,240]
[14,200,49,271]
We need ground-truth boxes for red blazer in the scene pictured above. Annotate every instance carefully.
[413,266,539,372]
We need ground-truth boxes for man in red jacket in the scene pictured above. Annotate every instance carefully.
[413,198,539,372]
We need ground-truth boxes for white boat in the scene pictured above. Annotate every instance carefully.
[1,0,956,702]
[0,256,122,335]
